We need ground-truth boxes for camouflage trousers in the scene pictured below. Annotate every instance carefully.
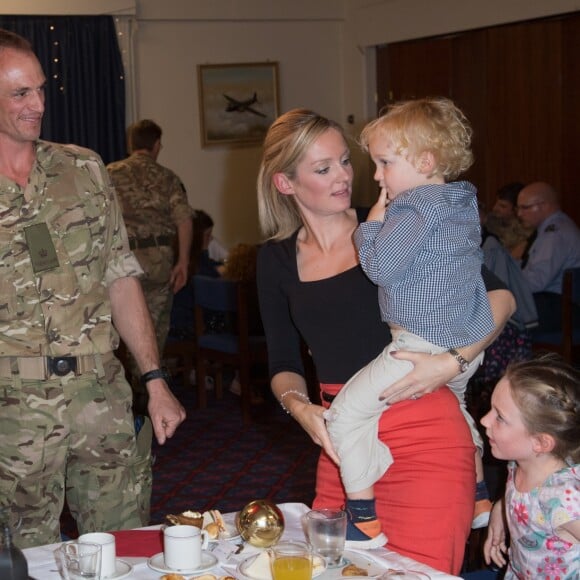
[0,355,150,548]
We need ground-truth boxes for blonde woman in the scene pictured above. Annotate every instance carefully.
[256,109,515,574]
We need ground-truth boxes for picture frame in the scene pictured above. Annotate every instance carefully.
[197,61,279,147]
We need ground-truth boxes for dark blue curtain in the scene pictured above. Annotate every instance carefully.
[0,15,126,165]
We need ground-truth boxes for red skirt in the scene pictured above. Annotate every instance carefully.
[315,385,475,575]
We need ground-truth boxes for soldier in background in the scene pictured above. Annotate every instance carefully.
[108,120,193,377]
[0,29,185,547]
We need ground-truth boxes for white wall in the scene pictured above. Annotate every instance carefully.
[132,1,345,247]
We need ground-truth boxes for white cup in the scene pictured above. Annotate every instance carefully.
[163,525,209,571]
[78,532,116,578]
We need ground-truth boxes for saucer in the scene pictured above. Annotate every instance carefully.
[103,559,133,580]
[147,551,219,575]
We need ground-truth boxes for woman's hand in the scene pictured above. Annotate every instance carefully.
[292,401,340,465]
[483,500,508,568]
[379,350,459,403]
[271,372,340,464]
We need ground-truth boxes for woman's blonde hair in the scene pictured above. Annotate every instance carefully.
[360,97,473,181]
[257,108,347,240]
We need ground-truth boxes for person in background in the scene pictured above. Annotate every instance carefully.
[0,29,185,547]
[325,98,495,547]
[169,209,223,342]
[489,181,533,259]
[517,181,580,335]
[189,209,224,278]
[482,355,580,579]
[107,119,193,375]
[257,108,515,573]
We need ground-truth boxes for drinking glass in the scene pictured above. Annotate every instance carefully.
[269,540,312,580]
[304,508,347,567]
[56,541,102,579]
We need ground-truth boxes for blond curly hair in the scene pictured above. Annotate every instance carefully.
[360,97,473,181]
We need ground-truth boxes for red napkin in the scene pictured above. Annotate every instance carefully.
[110,529,164,557]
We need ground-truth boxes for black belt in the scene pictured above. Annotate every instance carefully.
[322,392,336,403]
[129,235,172,250]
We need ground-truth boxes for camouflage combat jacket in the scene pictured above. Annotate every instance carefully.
[106,152,192,241]
[0,141,143,357]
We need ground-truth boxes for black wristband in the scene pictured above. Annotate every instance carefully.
[140,367,171,388]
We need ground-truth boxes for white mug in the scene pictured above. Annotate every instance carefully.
[78,532,116,578]
[163,525,209,571]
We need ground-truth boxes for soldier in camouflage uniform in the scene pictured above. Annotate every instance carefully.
[0,29,186,548]
[107,120,193,376]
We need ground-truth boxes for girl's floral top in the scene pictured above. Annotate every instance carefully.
[505,461,579,579]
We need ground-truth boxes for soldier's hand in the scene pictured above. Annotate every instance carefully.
[170,262,188,293]
[146,380,186,444]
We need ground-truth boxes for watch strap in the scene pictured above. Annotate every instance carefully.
[140,367,171,388]
[447,348,470,372]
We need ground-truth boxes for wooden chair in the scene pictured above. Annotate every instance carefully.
[163,335,196,388]
[193,275,268,423]
[532,267,580,364]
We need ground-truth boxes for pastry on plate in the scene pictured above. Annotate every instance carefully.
[342,563,368,576]
[166,509,203,528]
[160,574,186,580]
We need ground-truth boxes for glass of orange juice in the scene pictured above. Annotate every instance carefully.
[269,540,312,580]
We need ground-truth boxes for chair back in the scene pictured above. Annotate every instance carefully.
[191,275,268,422]
[193,275,238,313]
[532,267,580,363]
[562,267,580,362]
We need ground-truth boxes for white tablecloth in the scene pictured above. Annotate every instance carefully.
[23,503,460,579]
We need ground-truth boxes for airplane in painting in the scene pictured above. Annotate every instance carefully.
[223,92,266,117]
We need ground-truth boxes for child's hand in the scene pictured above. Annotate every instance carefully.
[367,187,389,222]
[484,501,508,568]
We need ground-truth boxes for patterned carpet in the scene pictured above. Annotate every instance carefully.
[61,379,319,536]
[149,381,320,523]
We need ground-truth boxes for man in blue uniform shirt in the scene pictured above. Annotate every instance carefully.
[517,181,580,333]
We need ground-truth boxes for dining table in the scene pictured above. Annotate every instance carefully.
[23,502,461,579]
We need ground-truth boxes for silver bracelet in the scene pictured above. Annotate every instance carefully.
[279,390,311,415]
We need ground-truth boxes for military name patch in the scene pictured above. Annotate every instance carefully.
[24,222,60,273]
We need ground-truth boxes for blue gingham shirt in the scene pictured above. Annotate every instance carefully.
[355,181,495,348]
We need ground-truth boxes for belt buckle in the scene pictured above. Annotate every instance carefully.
[47,356,78,377]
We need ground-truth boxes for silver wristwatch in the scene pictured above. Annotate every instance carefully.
[447,348,470,373]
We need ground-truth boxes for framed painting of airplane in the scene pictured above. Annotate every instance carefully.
[197,61,280,146]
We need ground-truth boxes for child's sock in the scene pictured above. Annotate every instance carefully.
[475,480,490,501]
[344,498,387,549]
